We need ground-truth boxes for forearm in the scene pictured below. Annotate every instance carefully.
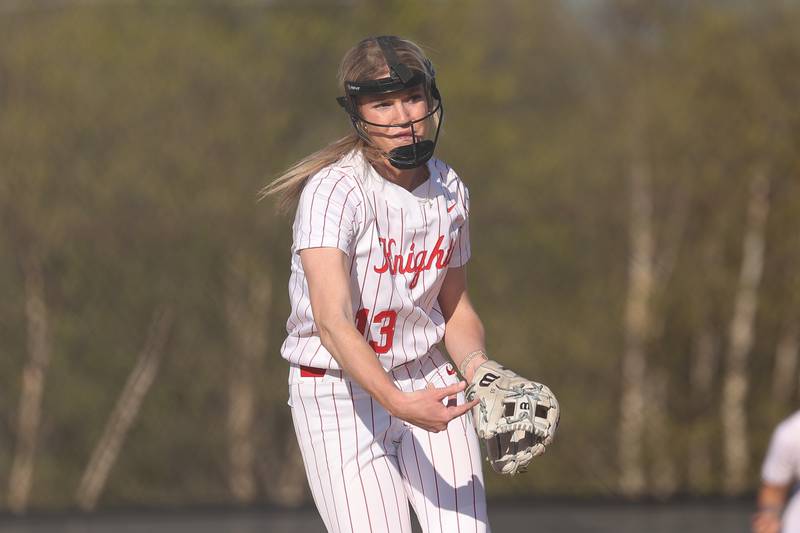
[753,483,789,533]
[318,317,402,412]
[758,483,788,514]
[443,304,487,382]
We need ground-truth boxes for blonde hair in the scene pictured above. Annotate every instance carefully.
[260,36,434,212]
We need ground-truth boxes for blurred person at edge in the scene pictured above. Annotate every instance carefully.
[261,35,497,532]
[753,410,800,533]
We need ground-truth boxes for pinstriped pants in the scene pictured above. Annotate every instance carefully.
[288,348,491,533]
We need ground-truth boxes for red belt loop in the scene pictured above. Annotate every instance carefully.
[300,365,327,378]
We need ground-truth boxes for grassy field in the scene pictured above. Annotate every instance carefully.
[0,500,753,533]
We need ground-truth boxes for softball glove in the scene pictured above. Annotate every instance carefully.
[465,360,560,475]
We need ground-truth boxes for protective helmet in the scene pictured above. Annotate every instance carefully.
[336,36,444,170]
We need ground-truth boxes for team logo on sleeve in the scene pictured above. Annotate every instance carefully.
[374,235,456,288]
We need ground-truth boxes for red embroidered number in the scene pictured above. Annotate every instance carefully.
[355,308,397,354]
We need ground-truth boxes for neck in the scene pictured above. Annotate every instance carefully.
[374,159,428,191]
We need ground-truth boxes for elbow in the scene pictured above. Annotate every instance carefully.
[316,314,349,352]
[318,324,336,352]
[317,319,335,350]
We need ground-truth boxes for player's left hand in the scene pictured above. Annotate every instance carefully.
[466,360,560,475]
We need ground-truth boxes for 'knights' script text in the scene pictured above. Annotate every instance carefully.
[374,235,456,288]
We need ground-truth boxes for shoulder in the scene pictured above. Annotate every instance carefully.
[430,157,471,211]
[429,158,463,188]
[775,411,800,440]
[302,155,367,206]
[304,153,364,191]
[767,411,800,458]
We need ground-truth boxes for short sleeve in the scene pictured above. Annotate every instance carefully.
[293,169,362,255]
[448,181,471,268]
[762,423,798,486]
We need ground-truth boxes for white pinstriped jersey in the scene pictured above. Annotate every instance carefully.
[281,149,471,371]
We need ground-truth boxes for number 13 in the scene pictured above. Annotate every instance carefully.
[355,308,397,354]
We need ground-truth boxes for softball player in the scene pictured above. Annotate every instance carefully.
[265,35,492,532]
[754,410,800,533]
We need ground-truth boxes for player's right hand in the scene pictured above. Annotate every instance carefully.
[389,381,479,433]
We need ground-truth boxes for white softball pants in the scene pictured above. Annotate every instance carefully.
[288,348,491,533]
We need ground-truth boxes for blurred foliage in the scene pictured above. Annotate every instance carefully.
[1,0,799,510]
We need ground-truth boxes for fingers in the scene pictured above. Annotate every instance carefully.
[426,402,476,432]
[400,381,477,432]
[432,380,466,400]
[752,512,781,533]
[445,396,479,421]
[431,385,478,429]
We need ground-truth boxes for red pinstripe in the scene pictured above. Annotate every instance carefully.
[364,192,387,353]
[306,343,324,375]
[354,191,379,328]
[312,380,343,533]
[419,357,444,533]
[319,174,348,246]
[459,224,468,269]
[455,179,470,267]
[403,365,431,532]
[347,382,377,533]
[427,356,462,533]
[463,413,479,533]
[335,186,357,249]
[286,307,314,363]
[331,383,356,533]
[351,172,369,236]
[393,207,411,368]
[417,205,433,351]
[453,175,463,213]
[294,385,335,530]
[421,193,446,315]
[380,453,405,529]
[425,430,444,531]
[405,227,422,358]
[418,194,443,313]
[348,175,369,277]
[384,203,398,368]
[306,171,330,249]
[395,438,417,518]
[382,371,399,454]
[355,223,377,314]
[286,271,302,331]
[368,395,403,531]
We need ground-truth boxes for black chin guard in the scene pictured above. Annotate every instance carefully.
[387,140,436,170]
[337,36,444,170]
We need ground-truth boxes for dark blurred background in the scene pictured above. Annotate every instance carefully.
[1,0,799,527]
